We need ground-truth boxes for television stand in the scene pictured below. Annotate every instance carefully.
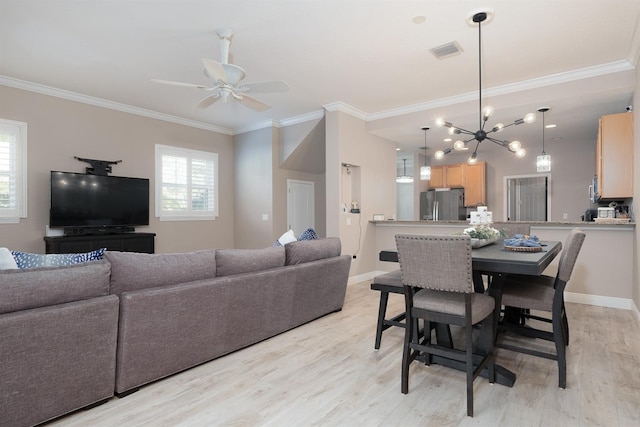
[44,232,155,254]
[63,226,135,236]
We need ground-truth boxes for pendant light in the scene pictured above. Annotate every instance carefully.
[420,126,431,180]
[434,11,535,164]
[536,107,551,172]
[396,158,414,183]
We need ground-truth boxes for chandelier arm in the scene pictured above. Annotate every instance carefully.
[452,127,476,136]
[485,136,511,148]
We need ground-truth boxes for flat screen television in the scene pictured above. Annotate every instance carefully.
[49,171,150,231]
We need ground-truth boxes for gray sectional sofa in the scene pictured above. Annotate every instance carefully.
[0,237,350,427]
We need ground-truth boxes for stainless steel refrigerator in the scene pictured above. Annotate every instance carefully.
[420,188,466,221]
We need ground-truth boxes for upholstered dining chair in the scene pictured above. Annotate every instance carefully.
[395,234,496,417]
[497,228,586,389]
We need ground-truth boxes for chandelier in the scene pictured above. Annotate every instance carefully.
[420,126,431,180]
[434,11,536,165]
[536,107,551,172]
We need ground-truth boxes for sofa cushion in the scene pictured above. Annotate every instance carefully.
[0,259,111,314]
[105,250,217,296]
[11,248,105,269]
[216,246,285,277]
[285,237,342,265]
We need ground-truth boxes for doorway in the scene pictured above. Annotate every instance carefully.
[504,175,550,221]
[287,179,315,235]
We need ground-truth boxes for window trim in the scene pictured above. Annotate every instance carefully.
[0,118,27,224]
[154,144,219,221]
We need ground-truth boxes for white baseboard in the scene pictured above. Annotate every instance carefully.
[348,271,387,286]
[564,291,634,310]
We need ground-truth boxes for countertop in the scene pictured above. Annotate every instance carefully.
[370,220,635,228]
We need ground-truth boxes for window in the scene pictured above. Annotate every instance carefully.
[155,144,218,220]
[0,119,27,223]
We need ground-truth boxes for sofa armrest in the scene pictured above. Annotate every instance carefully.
[0,295,119,427]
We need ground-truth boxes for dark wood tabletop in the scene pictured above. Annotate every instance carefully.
[380,240,562,276]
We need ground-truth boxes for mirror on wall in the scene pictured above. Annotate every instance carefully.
[505,175,549,221]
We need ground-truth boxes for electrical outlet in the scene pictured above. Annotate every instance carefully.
[346,217,351,226]
[563,213,568,220]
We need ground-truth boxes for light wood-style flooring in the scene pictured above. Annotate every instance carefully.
[50,279,640,426]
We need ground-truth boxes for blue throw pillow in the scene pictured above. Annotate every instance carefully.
[297,228,319,241]
[11,248,106,269]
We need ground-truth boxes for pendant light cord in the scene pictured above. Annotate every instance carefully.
[478,17,483,131]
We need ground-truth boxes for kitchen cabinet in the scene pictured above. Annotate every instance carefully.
[428,165,463,188]
[464,161,486,207]
[597,112,633,199]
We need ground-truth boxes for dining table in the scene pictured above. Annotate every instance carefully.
[378,239,562,387]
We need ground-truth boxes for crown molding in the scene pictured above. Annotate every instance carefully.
[367,60,634,122]
[0,75,234,135]
[323,101,368,120]
[233,119,278,135]
[278,110,325,127]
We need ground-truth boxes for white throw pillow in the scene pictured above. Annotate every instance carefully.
[0,247,19,270]
[278,229,297,245]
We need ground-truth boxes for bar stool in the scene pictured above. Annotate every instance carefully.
[370,270,405,349]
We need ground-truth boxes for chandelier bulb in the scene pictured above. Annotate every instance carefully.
[508,140,521,152]
[435,117,446,127]
[482,106,494,120]
[493,123,504,132]
[523,113,537,124]
[434,150,444,160]
[453,140,465,150]
[516,148,526,158]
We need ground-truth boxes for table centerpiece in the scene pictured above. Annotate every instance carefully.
[458,225,505,248]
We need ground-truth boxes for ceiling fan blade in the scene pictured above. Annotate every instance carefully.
[237,81,289,94]
[151,79,207,89]
[236,94,271,112]
[202,58,227,82]
[195,94,221,109]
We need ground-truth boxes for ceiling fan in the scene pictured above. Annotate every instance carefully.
[152,28,288,112]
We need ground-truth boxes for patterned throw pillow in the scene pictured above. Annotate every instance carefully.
[298,228,319,241]
[11,248,106,269]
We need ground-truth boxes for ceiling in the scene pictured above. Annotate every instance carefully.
[1,1,639,162]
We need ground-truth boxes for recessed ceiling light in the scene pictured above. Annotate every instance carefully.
[444,138,452,142]
[545,124,557,128]
[412,16,426,24]
[396,148,400,151]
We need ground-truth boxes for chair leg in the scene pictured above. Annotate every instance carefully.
[466,328,474,417]
[374,290,390,350]
[552,312,567,389]
[401,308,413,394]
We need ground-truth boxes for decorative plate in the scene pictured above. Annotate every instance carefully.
[471,237,498,248]
[503,245,543,252]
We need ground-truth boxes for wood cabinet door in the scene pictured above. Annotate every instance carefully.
[429,166,445,188]
[464,162,486,207]
[599,112,633,198]
[445,164,464,187]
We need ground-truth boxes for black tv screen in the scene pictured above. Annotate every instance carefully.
[50,171,150,228]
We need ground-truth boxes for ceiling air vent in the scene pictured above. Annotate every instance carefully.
[429,41,463,59]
